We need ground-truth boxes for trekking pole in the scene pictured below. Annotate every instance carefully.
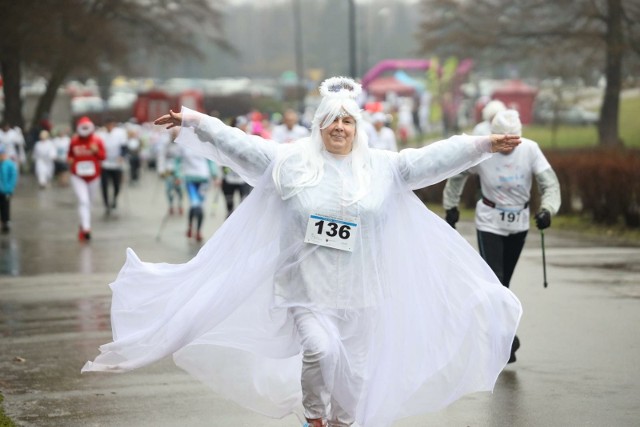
[151,173,162,203]
[210,184,221,217]
[155,212,170,242]
[540,229,548,288]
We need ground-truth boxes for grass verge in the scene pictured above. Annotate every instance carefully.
[0,394,16,427]
[429,205,640,246]
[551,214,640,246]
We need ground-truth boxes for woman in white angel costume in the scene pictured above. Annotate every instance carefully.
[83,77,523,427]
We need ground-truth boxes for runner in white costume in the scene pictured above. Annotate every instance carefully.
[83,77,523,427]
[443,109,561,363]
[31,130,57,188]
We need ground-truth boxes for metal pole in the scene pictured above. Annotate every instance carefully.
[348,0,357,78]
[155,212,170,242]
[541,229,548,288]
[293,0,305,113]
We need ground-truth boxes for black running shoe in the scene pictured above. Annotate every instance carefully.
[508,335,520,364]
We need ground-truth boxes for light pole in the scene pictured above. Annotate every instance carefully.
[348,0,357,78]
[293,0,305,113]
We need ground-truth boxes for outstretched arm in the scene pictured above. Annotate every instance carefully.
[154,108,277,186]
[396,134,520,190]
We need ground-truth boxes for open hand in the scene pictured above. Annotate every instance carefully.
[490,134,521,153]
[154,110,183,129]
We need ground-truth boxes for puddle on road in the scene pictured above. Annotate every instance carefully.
[1,297,111,338]
[0,234,134,276]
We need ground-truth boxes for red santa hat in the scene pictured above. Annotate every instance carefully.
[76,116,95,137]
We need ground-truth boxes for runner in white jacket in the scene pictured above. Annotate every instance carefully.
[443,109,561,364]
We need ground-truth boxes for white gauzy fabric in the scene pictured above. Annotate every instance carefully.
[82,108,522,427]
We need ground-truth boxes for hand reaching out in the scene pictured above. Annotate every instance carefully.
[490,134,521,153]
[154,110,183,129]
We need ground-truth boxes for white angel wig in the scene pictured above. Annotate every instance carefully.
[272,77,371,204]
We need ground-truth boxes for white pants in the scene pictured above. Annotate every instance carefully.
[71,175,100,231]
[291,307,370,426]
[35,159,54,186]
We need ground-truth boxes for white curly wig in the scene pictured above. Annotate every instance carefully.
[273,77,371,204]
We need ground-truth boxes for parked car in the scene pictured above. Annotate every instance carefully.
[536,106,599,126]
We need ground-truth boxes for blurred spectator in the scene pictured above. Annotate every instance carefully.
[126,128,142,185]
[473,100,507,136]
[97,117,128,216]
[0,144,19,234]
[441,92,460,137]
[248,110,267,137]
[31,130,57,188]
[369,112,398,151]
[221,116,252,217]
[271,109,310,143]
[52,126,71,186]
[396,98,416,146]
[0,122,27,172]
[182,144,218,242]
[156,129,184,216]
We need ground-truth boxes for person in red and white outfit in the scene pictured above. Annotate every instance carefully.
[67,116,106,241]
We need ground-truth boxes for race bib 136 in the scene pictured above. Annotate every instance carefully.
[304,213,359,252]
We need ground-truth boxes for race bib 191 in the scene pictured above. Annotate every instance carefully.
[76,160,96,177]
[493,208,528,231]
[304,213,359,252]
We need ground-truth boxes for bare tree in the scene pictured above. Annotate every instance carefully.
[416,0,640,146]
[1,0,231,133]
[0,2,57,128]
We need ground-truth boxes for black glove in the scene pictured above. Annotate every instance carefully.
[535,209,551,230]
[445,207,459,229]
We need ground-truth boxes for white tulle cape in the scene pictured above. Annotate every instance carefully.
[82,112,522,427]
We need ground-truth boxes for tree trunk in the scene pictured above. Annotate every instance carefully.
[598,0,624,146]
[29,64,69,132]
[0,46,24,129]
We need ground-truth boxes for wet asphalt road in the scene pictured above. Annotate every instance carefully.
[1,171,639,427]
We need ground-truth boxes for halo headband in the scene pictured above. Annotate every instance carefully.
[319,77,362,99]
